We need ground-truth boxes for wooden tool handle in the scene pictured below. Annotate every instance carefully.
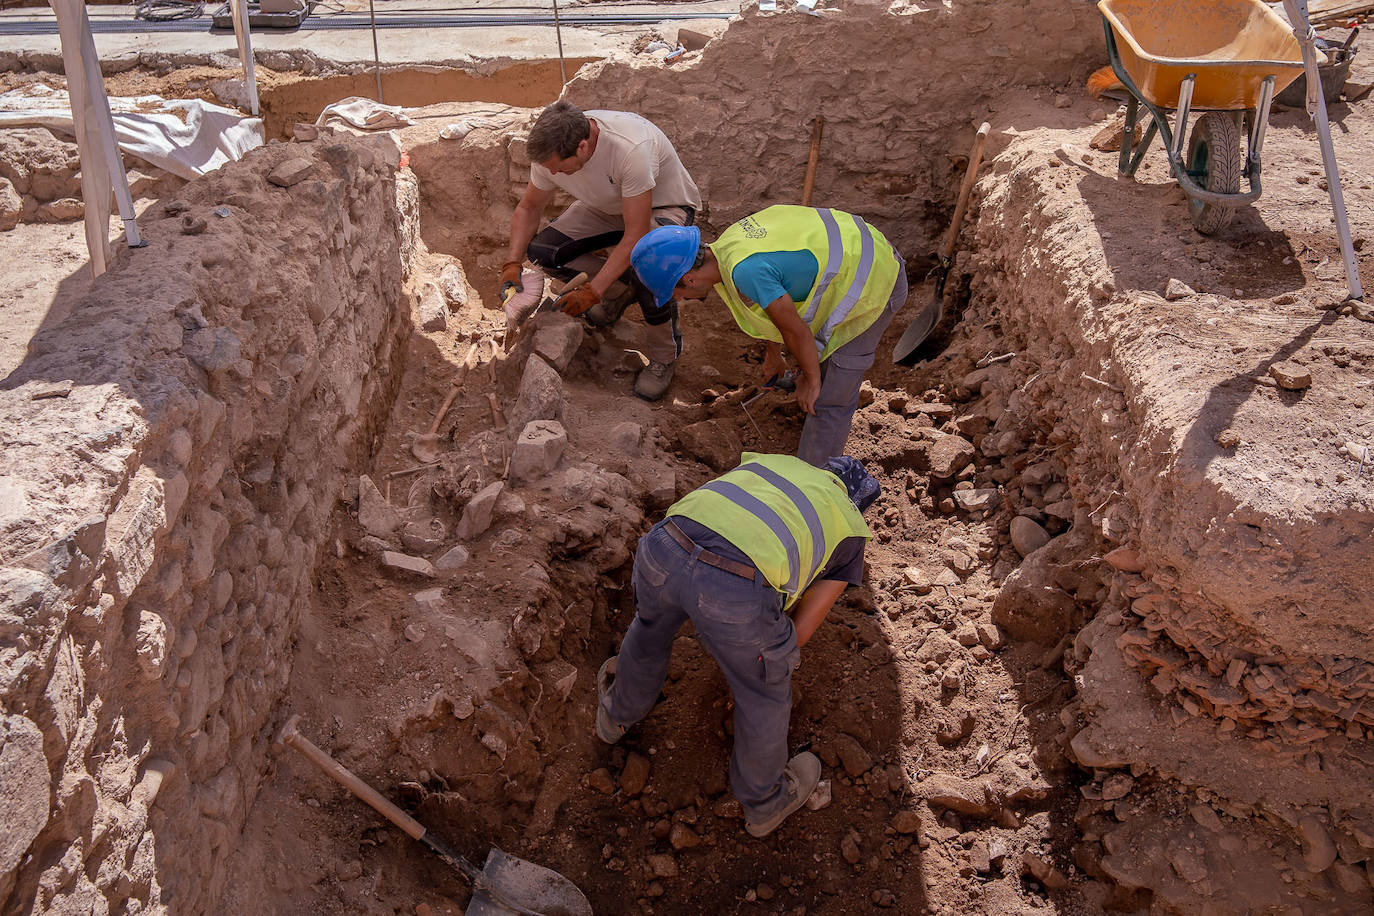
[801,117,824,207]
[938,122,991,261]
[280,718,427,842]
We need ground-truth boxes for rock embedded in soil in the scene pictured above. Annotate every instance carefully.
[267,156,314,188]
[532,313,586,374]
[587,768,615,795]
[926,433,975,479]
[438,262,469,309]
[417,282,447,333]
[891,810,921,834]
[0,177,20,231]
[1022,852,1068,890]
[840,832,862,864]
[509,419,567,484]
[1164,278,1196,300]
[669,823,701,849]
[435,544,469,571]
[921,774,993,816]
[646,854,678,879]
[455,480,503,541]
[1269,361,1312,391]
[619,751,652,796]
[832,733,874,777]
[509,354,565,434]
[1298,814,1338,872]
[380,551,436,578]
[953,487,998,512]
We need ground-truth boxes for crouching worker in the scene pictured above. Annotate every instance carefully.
[630,205,908,464]
[501,101,702,401]
[596,453,880,838]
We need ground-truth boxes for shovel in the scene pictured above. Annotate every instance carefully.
[277,715,592,916]
[893,121,991,366]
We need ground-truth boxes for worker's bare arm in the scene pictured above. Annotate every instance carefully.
[590,189,653,297]
[790,579,848,648]
[507,182,555,264]
[764,297,821,415]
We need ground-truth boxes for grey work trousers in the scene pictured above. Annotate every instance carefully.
[603,521,801,822]
[796,261,910,466]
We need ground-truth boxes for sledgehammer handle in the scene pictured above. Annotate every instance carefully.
[279,716,427,841]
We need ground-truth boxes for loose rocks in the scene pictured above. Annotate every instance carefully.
[267,157,314,188]
[456,481,504,541]
[358,475,402,538]
[677,419,742,472]
[510,420,568,484]
[926,434,976,479]
[1269,361,1312,391]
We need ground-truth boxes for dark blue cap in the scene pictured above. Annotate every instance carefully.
[823,456,881,513]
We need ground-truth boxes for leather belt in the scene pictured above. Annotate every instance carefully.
[662,519,757,580]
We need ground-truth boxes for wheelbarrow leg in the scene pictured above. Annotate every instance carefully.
[1118,96,1138,176]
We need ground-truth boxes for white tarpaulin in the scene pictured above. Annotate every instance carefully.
[0,84,264,182]
[316,97,415,132]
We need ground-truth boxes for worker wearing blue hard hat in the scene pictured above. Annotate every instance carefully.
[631,205,909,466]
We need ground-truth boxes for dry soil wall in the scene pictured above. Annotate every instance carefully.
[565,0,1104,252]
[0,134,416,914]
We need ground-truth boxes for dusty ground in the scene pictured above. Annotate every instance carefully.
[4,17,1374,916]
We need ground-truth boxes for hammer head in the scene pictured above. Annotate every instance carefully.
[273,713,302,754]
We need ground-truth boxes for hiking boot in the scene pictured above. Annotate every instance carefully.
[595,656,627,744]
[584,282,635,327]
[745,752,821,838]
[633,360,675,401]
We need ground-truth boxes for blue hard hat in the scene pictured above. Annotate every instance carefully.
[824,456,881,513]
[631,225,701,308]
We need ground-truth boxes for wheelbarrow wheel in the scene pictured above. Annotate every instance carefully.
[1185,112,1243,235]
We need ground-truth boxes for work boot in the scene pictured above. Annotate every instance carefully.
[595,656,627,745]
[584,282,635,327]
[745,752,822,838]
[633,360,675,402]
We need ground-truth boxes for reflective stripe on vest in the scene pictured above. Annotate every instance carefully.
[709,205,900,360]
[666,452,872,606]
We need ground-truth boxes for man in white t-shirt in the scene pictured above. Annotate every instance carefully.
[502,101,702,401]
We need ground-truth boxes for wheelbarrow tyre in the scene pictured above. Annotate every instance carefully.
[1186,112,1243,235]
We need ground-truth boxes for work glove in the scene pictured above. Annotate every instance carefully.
[559,285,602,318]
[499,260,524,301]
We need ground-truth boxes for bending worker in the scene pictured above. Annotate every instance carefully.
[631,205,908,464]
[596,452,879,838]
[501,101,702,401]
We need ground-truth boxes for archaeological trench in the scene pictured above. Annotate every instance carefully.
[2,1,1374,913]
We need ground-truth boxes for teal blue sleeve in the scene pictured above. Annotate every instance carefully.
[729,250,821,310]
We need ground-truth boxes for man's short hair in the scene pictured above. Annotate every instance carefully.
[527,101,590,162]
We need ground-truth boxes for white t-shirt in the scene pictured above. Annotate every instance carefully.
[529,110,702,216]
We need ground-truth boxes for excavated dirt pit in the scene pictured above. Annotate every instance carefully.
[5,5,1374,915]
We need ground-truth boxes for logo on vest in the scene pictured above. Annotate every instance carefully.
[740,216,767,239]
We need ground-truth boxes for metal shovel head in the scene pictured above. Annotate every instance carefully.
[892,296,943,366]
[465,847,593,916]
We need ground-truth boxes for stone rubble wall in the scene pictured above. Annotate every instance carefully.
[564,0,1104,252]
[961,113,1374,906]
[0,134,417,914]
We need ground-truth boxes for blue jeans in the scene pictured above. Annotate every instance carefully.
[603,521,801,821]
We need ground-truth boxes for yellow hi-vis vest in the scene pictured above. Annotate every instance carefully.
[667,452,873,608]
[709,205,901,361]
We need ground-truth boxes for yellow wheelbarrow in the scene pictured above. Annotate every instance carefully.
[1099,0,1306,234]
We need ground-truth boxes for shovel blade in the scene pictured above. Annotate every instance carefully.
[892,298,942,366]
[465,847,593,916]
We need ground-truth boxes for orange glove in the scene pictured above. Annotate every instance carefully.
[559,285,601,318]
[500,260,524,299]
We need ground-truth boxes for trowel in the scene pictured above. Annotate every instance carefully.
[894,121,990,366]
[277,715,592,916]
